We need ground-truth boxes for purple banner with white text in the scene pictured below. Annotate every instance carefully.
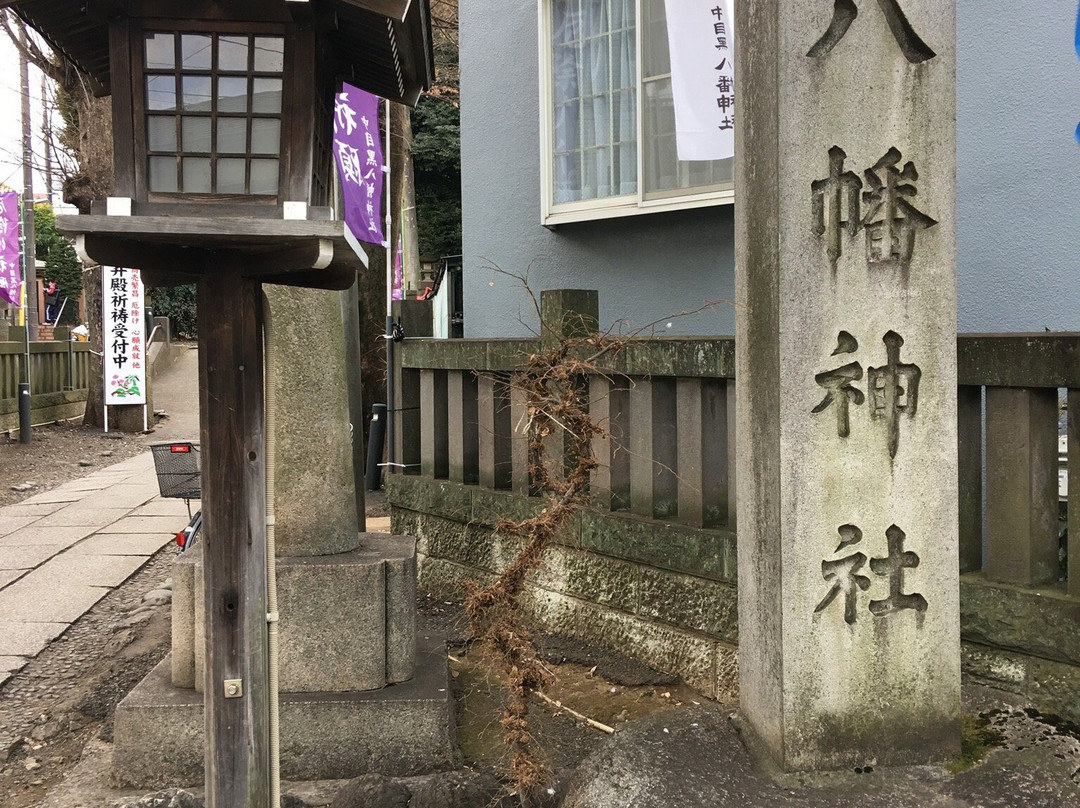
[333,84,385,250]
[0,191,21,307]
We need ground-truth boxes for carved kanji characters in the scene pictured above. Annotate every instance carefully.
[812,331,864,438]
[816,524,927,623]
[811,147,863,267]
[812,330,921,456]
[815,525,872,625]
[806,0,936,64]
[868,525,928,615]
[867,330,921,459]
[862,148,938,269]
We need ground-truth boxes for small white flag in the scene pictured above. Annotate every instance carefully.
[663,0,736,161]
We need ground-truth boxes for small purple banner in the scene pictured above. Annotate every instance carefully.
[392,232,404,300]
[333,84,385,248]
[0,191,21,307]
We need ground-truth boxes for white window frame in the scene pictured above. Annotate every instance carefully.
[538,0,735,227]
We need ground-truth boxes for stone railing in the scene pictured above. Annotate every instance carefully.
[0,336,94,433]
[389,329,741,698]
[385,293,1079,715]
[955,334,1079,712]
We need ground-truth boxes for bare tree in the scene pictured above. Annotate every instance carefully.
[1,11,115,426]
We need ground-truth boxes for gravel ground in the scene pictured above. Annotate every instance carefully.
[0,548,175,808]
[0,425,159,508]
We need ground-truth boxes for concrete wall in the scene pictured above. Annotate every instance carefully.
[461,2,1080,337]
[459,0,735,338]
[388,476,1080,722]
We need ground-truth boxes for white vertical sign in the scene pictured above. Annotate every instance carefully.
[664,0,736,161]
[103,267,147,406]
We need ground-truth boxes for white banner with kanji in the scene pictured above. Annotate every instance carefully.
[664,0,736,161]
[103,267,146,406]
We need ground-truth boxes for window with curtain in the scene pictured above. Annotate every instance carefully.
[544,0,734,223]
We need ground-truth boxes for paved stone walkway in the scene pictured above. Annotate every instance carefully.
[0,453,195,686]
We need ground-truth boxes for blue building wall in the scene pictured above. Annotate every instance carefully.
[957,0,1080,332]
[460,2,1079,337]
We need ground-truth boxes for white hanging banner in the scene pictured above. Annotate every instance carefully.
[663,0,736,161]
[102,266,147,406]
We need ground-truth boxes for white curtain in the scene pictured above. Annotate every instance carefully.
[552,0,638,204]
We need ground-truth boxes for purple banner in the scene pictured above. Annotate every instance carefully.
[0,191,21,307]
[333,84,385,247]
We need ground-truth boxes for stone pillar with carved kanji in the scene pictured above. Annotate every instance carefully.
[734,0,960,770]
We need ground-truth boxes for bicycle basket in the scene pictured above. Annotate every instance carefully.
[151,442,202,499]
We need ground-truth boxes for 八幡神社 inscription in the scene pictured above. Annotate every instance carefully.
[815,523,927,624]
[812,146,938,269]
[812,330,921,458]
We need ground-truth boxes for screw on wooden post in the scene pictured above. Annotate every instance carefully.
[198,272,269,808]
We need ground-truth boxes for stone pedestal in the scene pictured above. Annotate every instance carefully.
[117,534,457,787]
[115,288,456,787]
[170,535,418,694]
[114,635,458,787]
[735,0,960,770]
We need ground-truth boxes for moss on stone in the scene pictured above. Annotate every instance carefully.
[946,714,1005,774]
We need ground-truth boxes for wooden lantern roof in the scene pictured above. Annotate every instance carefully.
[0,0,435,106]
[4,0,435,290]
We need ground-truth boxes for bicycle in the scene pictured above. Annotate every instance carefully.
[151,441,202,551]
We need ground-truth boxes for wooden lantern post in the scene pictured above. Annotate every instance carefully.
[198,271,270,805]
[3,2,435,804]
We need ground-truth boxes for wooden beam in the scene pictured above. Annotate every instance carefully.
[337,0,412,23]
[78,233,209,278]
[140,268,202,288]
[255,265,357,291]
[198,272,269,808]
[57,213,349,242]
[82,232,356,290]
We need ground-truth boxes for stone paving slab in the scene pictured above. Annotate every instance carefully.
[17,489,85,505]
[368,516,391,533]
[0,544,66,570]
[81,466,141,477]
[42,553,149,588]
[0,578,109,622]
[66,532,175,557]
[0,501,68,518]
[0,524,97,548]
[98,515,183,534]
[33,506,133,528]
[0,621,68,656]
[90,487,163,510]
[0,451,184,681]
[0,569,23,589]
[55,478,119,493]
[133,499,200,517]
[0,655,27,686]
[105,456,156,473]
[0,516,38,537]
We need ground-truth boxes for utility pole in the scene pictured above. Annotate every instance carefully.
[20,26,37,340]
[41,74,53,207]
